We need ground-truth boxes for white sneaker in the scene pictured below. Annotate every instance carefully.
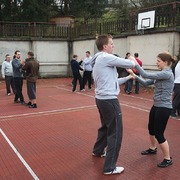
[7,93,11,96]
[104,167,124,175]
[80,89,85,92]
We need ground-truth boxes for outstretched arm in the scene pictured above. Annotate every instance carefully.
[135,75,154,86]
[118,74,134,85]
[126,68,154,86]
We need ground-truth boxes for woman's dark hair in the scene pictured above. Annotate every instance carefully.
[157,53,175,66]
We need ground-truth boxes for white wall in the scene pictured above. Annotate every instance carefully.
[0,40,69,77]
[0,41,31,60]
[0,31,179,78]
[73,32,179,70]
[128,33,180,69]
[73,39,95,60]
[113,38,128,58]
[32,41,69,76]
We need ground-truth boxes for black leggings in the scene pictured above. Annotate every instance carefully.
[148,106,171,144]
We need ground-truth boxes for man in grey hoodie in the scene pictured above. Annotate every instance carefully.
[91,34,135,175]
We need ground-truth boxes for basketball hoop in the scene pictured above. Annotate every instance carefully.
[135,24,145,35]
[136,10,155,35]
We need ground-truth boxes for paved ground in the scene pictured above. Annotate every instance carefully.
[0,78,180,180]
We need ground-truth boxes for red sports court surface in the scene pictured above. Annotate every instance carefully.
[0,78,180,180]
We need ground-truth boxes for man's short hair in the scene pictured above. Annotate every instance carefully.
[73,55,78,58]
[134,53,139,57]
[28,51,34,57]
[14,50,20,55]
[96,34,113,51]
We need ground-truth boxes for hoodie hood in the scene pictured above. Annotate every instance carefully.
[90,52,103,68]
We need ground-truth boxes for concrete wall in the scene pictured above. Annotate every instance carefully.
[74,32,180,70]
[73,39,96,60]
[32,41,69,77]
[0,40,69,78]
[127,33,180,69]
[0,31,179,78]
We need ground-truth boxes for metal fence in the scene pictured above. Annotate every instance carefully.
[0,2,179,39]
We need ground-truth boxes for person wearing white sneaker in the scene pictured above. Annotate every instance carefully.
[81,51,93,90]
[104,167,124,175]
[1,54,16,96]
[91,34,135,174]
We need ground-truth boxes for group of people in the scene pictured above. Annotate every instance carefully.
[1,35,179,175]
[1,50,39,108]
[89,34,179,175]
[124,52,142,94]
[70,51,93,92]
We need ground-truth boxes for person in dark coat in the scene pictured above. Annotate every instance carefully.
[71,55,84,92]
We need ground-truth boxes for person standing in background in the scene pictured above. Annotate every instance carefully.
[22,51,39,108]
[71,55,84,92]
[133,53,142,94]
[124,52,132,94]
[171,55,180,117]
[1,54,16,96]
[81,51,93,90]
[12,50,26,105]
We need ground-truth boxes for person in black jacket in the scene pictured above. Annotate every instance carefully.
[71,55,84,92]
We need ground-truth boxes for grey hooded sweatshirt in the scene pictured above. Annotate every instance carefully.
[91,52,135,99]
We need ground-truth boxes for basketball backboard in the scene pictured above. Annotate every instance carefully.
[137,10,155,30]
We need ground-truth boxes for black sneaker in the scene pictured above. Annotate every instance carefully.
[20,101,27,105]
[92,151,106,158]
[141,148,157,155]
[157,158,172,168]
[29,104,37,108]
[14,100,20,103]
[170,113,177,118]
[27,101,32,106]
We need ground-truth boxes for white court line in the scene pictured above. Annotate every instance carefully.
[0,87,153,120]
[122,103,149,112]
[0,103,149,121]
[54,86,180,120]
[0,128,39,180]
[1,86,178,120]
[55,86,152,110]
[0,105,96,120]
[121,93,153,102]
[55,86,154,101]
[0,103,150,122]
